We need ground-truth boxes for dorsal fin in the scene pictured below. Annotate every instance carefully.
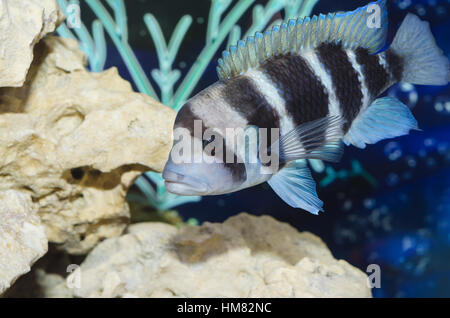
[217,0,388,80]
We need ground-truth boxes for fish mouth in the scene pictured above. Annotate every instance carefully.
[162,167,210,195]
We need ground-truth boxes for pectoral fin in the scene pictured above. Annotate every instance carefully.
[268,160,323,214]
[271,115,345,164]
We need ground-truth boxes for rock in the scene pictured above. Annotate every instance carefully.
[0,0,63,87]
[34,269,72,298]
[0,36,176,254]
[0,190,48,295]
[2,244,79,298]
[69,213,372,298]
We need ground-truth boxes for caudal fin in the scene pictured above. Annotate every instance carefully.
[389,13,449,86]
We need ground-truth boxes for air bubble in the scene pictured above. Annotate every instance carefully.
[405,155,417,168]
[387,173,399,186]
[424,138,436,148]
[364,198,376,209]
[388,83,418,109]
[384,142,402,161]
[434,96,450,115]
[400,83,418,105]
[343,200,352,211]
[415,4,427,16]
[397,0,411,9]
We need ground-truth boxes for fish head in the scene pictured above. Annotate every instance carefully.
[163,91,248,196]
[163,156,240,196]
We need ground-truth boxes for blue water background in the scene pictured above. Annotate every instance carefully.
[95,0,450,297]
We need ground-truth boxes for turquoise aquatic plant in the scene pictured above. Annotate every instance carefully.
[56,0,377,212]
[319,160,378,188]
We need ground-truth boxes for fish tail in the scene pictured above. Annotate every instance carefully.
[389,13,449,86]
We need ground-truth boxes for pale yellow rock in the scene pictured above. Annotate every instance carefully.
[0,36,176,254]
[0,190,48,295]
[35,270,72,298]
[69,213,372,298]
[0,0,63,87]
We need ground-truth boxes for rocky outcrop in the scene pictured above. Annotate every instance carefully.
[0,190,48,294]
[0,36,176,254]
[67,213,372,298]
[0,0,175,292]
[0,0,63,87]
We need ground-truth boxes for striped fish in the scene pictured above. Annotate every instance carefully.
[163,0,450,214]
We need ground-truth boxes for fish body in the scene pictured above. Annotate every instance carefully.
[163,0,450,214]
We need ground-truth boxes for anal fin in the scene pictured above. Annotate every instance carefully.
[344,97,419,149]
[268,160,323,214]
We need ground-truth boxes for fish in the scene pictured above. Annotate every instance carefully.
[162,0,450,214]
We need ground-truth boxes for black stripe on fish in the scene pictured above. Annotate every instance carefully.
[355,48,390,97]
[204,131,247,184]
[261,53,329,154]
[175,102,246,183]
[222,76,281,168]
[222,76,281,131]
[385,49,404,83]
[317,43,363,132]
[174,102,206,136]
[222,138,247,183]
[261,53,330,127]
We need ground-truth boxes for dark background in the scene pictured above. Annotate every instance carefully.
[81,0,450,297]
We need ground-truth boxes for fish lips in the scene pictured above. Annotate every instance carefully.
[162,166,210,195]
